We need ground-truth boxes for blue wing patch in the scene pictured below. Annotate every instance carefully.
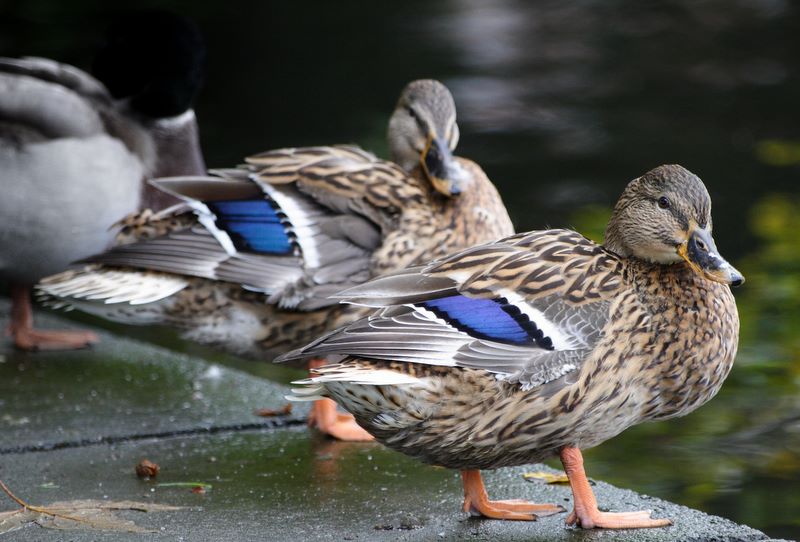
[206,198,295,255]
[419,295,554,349]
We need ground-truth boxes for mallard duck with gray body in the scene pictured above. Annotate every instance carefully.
[281,165,743,528]
[0,12,206,350]
[38,80,514,441]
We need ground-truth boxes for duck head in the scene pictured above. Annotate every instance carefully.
[92,10,206,119]
[604,164,744,286]
[387,79,466,197]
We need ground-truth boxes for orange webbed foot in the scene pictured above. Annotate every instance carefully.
[9,327,99,351]
[461,470,566,521]
[7,283,99,351]
[566,508,672,529]
[306,358,374,442]
[560,446,672,530]
[308,398,374,442]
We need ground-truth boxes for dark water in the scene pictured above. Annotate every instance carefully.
[2,0,799,538]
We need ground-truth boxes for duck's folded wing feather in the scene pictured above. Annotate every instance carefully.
[82,145,421,309]
[86,226,230,278]
[279,229,624,389]
[82,177,308,294]
[247,145,421,222]
[331,266,458,306]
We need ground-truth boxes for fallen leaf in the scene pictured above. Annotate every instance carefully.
[0,499,182,535]
[254,403,292,417]
[522,471,570,484]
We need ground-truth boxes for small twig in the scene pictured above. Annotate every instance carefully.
[0,479,92,525]
[0,480,28,509]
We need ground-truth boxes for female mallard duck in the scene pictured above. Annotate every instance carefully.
[280,164,743,528]
[38,79,514,441]
[0,12,206,350]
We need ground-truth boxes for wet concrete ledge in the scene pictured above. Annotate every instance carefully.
[0,301,790,542]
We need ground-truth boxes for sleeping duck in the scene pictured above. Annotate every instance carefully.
[0,11,206,350]
[37,79,515,441]
[280,164,742,528]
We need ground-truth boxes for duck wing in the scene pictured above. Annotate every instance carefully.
[82,145,426,310]
[279,229,625,389]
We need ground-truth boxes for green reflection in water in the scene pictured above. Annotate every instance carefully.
[561,196,800,539]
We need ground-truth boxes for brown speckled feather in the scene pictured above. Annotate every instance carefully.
[288,238,739,470]
[284,165,740,470]
[37,79,515,363]
[38,147,513,361]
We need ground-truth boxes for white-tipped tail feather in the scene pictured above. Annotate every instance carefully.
[39,267,188,305]
[37,267,188,324]
[285,385,326,402]
[286,366,422,403]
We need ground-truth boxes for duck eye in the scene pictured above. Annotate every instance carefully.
[406,106,426,132]
[657,196,671,209]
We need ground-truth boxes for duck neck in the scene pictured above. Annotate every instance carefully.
[623,256,739,419]
[147,109,206,177]
[625,257,696,297]
[427,159,514,245]
[142,109,206,210]
[602,217,630,258]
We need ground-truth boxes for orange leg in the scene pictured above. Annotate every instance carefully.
[461,469,565,521]
[6,284,98,351]
[560,446,672,529]
[307,358,373,442]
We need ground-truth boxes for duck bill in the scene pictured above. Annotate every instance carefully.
[677,227,744,286]
[421,134,461,196]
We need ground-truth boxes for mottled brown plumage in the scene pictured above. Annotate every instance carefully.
[303,259,737,469]
[283,164,742,528]
[37,79,513,362]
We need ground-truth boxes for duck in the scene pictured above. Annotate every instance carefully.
[37,79,515,441]
[0,11,206,351]
[279,164,743,528]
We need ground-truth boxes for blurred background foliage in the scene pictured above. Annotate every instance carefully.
[1,0,799,538]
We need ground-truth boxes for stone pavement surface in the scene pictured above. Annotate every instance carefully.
[0,301,788,541]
